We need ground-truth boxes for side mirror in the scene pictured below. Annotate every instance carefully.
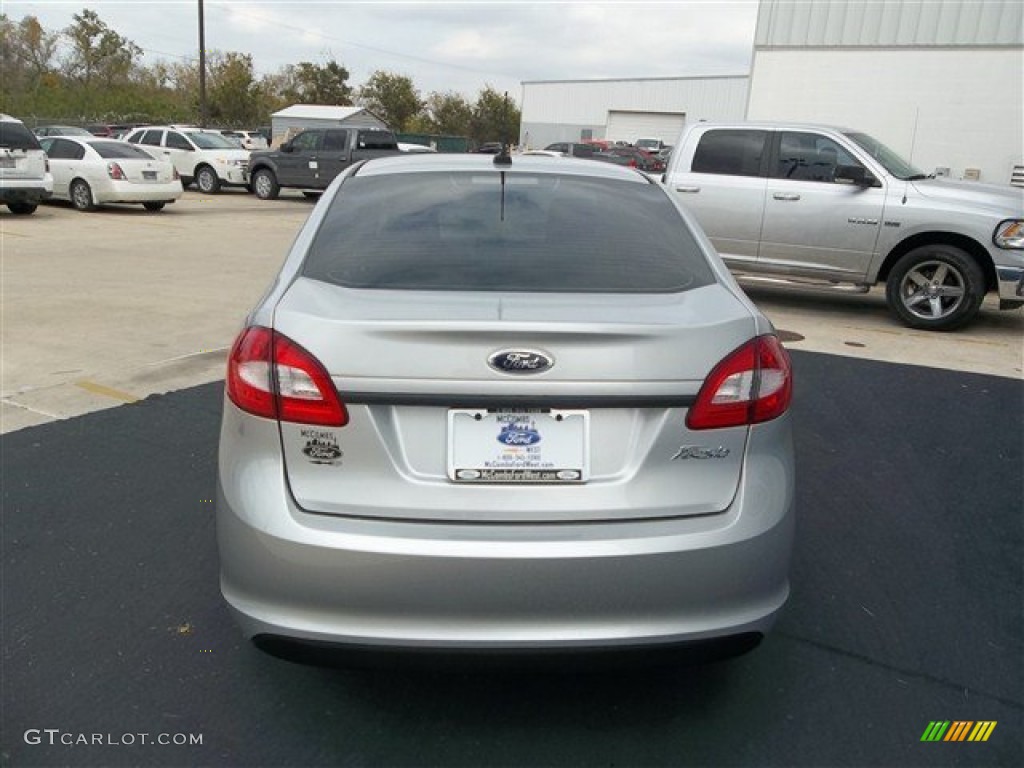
[835,164,875,187]
[280,142,294,153]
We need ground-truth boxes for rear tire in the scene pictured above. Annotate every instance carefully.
[70,179,96,211]
[885,245,986,331]
[252,168,280,200]
[143,202,166,212]
[196,165,221,194]
[8,202,37,215]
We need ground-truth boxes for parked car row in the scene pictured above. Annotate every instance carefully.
[7,116,419,211]
[10,113,1021,335]
[536,142,667,172]
[32,123,270,146]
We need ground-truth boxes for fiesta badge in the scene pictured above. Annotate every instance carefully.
[488,349,553,374]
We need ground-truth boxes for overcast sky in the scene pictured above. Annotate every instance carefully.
[7,1,760,100]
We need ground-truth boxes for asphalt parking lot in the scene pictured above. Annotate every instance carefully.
[2,189,1022,766]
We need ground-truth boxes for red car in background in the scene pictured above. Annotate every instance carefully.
[604,146,666,173]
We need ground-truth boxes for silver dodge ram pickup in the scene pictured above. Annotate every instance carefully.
[663,122,1024,331]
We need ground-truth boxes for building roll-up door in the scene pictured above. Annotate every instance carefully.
[606,111,686,145]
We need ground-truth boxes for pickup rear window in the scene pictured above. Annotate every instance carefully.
[303,171,714,293]
[692,130,767,177]
[356,130,398,150]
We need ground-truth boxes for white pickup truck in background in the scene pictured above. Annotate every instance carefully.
[662,122,1024,331]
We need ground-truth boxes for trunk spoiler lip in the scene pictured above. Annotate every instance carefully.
[338,392,697,409]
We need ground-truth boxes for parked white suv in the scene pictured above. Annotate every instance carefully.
[663,122,1024,331]
[0,114,53,214]
[219,130,269,151]
[123,126,249,193]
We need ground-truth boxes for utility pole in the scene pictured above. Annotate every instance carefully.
[198,0,207,126]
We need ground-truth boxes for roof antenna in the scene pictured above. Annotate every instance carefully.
[494,91,512,166]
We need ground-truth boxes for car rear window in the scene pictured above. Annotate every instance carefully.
[1,121,42,151]
[89,141,157,160]
[302,171,715,293]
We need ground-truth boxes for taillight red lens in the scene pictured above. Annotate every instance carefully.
[107,162,125,180]
[274,334,348,426]
[226,326,276,419]
[226,326,348,426]
[686,335,793,430]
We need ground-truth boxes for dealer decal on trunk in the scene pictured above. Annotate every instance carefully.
[301,429,343,465]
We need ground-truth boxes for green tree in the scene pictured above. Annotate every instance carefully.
[207,52,259,126]
[421,91,474,136]
[0,16,27,107]
[0,14,62,114]
[12,16,59,90]
[358,71,423,131]
[291,60,354,105]
[472,86,520,145]
[62,9,142,89]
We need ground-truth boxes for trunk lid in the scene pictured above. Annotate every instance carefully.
[272,277,757,523]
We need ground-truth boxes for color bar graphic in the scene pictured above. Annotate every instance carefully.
[968,722,997,742]
[921,721,950,741]
[921,721,996,742]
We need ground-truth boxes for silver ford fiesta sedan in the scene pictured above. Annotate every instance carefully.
[217,153,795,658]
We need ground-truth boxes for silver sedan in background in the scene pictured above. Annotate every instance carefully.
[217,154,795,660]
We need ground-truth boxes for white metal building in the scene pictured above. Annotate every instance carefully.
[747,0,1024,184]
[270,105,388,145]
[518,76,750,150]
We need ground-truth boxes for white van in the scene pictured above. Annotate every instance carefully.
[123,126,249,193]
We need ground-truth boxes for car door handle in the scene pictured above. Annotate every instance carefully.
[773,193,801,201]
[675,186,700,193]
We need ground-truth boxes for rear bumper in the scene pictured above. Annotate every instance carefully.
[0,176,53,203]
[217,404,795,650]
[98,179,182,203]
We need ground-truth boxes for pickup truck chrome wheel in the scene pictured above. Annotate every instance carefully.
[885,245,986,331]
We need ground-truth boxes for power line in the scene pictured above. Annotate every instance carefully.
[205,1,520,80]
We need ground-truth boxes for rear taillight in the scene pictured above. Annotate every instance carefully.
[107,162,125,180]
[686,335,792,430]
[226,326,348,426]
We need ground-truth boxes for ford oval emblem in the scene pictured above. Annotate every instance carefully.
[497,424,542,446]
[488,349,553,374]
